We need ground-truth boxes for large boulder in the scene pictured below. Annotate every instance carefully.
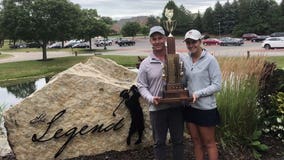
[3,56,152,160]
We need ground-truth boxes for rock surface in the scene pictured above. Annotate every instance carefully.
[3,56,152,160]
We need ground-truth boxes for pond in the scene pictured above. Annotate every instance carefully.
[0,77,51,108]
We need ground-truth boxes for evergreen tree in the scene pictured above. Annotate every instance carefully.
[222,1,239,34]
[213,1,225,35]
[193,11,203,32]
[202,7,215,34]
[161,1,193,35]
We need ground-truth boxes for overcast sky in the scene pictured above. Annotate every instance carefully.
[69,0,282,20]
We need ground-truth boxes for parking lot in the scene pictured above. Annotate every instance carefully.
[0,37,283,64]
[100,37,284,57]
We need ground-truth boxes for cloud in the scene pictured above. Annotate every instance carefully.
[69,0,282,20]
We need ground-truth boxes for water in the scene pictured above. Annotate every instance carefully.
[0,77,50,108]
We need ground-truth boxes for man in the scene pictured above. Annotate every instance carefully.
[137,26,184,160]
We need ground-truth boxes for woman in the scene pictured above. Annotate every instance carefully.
[181,29,222,160]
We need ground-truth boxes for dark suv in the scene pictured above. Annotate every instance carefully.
[270,32,284,37]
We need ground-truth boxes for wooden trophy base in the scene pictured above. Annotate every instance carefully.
[158,83,193,103]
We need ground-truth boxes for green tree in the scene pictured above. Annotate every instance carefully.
[213,1,225,35]
[121,22,140,37]
[202,7,215,34]
[279,0,284,31]
[0,0,31,46]
[233,0,279,35]
[161,1,194,35]
[79,9,110,50]
[30,0,82,60]
[222,1,239,34]
[1,0,82,61]
[140,25,149,37]
[146,15,160,27]
[101,16,114,25]
[193,11,203,32]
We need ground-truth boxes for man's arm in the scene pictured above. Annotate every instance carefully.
[136,64,154,103]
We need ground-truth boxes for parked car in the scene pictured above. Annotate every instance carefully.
[26,42,41,48]
[202,38,221,45]
[64,40,80,48]
[251,35,270,42]
[220,37,244,46]
[117,39,135,46]
[242,33,258,40]
[47,42,62,48]
[9,43,27,49]
[72,42,90,48]
[95,39,112,47]
[261,37,284,49]
[270,32,284,37]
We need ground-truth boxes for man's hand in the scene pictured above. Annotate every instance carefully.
[192,94,198,103]
[153,96,161,105]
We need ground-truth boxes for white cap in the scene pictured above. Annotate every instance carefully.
[184,29,204,40]
[149,26,165,37]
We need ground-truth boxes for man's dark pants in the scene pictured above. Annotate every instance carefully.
[150,107,184,160]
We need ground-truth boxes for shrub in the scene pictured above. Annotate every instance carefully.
[216,57,268,158]
[258,63,284,143]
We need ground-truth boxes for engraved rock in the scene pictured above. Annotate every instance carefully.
[3,56,152,160]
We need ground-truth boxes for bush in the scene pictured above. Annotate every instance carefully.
[216,57,268,159]
[258,63,284,143]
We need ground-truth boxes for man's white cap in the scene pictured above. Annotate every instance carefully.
[149,26,165,37]
[184,29,204,40]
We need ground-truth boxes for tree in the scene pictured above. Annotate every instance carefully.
[79,9,110,50]
[121,22,140,37]
[30,0,82,60]
[193,11,203,32]
[161,1,194,35]
[146,15,160,27]
[233,0,279,35]
[1,0,82,61]
[140,25,149,37]
[279,0,284,31]
[101,16,114,25]
[222,1,239,34]
[213,1,225,35]
[0,0,31,46]
[202,7,215,34]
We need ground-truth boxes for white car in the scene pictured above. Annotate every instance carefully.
[262,37,284,49]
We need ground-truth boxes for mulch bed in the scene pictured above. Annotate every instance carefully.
[1,137,283,160]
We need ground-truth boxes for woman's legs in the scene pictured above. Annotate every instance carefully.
[187,123,204,160]
[199,126,218,160]
[187,123,218,160]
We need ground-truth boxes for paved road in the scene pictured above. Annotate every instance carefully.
[0,38,283,64]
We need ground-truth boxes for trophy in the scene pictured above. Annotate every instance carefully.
[159,8,193,103]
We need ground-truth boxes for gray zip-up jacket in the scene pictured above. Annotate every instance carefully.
[136,53,173,112]
[179,50,222,110]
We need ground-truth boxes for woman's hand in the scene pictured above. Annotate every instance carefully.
[192,94,198,103]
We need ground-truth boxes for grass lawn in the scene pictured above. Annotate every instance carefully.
[0,55,282,86]
[0,56,91,86]
[267,56,284,69]
[0,55,142,86]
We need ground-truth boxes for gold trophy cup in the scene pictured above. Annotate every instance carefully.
[159,8,193,103]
